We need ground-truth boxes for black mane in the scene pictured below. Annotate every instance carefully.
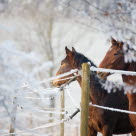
[73,51,124,95]
[73,52,97,68]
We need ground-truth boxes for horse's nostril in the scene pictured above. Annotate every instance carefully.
[52,81,57,86]
[100,72,102,74]
[97,72,102,76]
[53,81,60,87]
[52,81,54,86]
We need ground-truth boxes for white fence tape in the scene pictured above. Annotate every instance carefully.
[90,66,136,76]
[90,103,136,115]
[2,118,69,136]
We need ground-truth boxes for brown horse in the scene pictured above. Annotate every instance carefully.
[98,38,136,129]
[53,47,136,136]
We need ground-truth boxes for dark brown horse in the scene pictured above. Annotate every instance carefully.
[53,47,136,136]
[98,38,136,130]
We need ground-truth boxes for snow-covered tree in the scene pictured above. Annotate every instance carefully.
[0,40,59,135]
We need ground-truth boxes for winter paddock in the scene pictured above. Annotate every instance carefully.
[0,0,136,136]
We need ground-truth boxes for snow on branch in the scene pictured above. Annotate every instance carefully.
[0,40,40,64]
[123,42,136,63]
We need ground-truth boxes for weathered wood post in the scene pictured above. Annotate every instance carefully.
[80,63,90,136]
[60,90,65,136]
[9,97,17,136]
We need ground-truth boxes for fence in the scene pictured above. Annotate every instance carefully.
[1,62,136,136]
[1,68,81,136]
[89,65,136,114]
[81,63,136,136]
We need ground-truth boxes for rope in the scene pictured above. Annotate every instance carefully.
[22,75,79,95]
[21,76,78,90]
[2,118,69,136]
[17,96,55,100]
[31,106,74,111]
[52,76,78,82]
[2,107,80,136]
[23,69,78,88]
[15,70,79,92]
[65,88,79,108]
[21,88,60,95]
[20,107,68,115]
[90,66,136,76]
[58,76,80,109]
[90,103,136,115]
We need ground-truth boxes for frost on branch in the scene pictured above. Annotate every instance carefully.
[100,79,123,93]
[123,42,136,63]
[0,40,57,134]
[100,77,136,94]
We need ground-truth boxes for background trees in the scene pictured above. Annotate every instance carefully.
[0,0,135,136]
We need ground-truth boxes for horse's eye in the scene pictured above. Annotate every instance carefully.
[61,61,64,65]
[114,53,118,56]
[114,50,124,56]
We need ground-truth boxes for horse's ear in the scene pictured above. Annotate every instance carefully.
[72,47,76,52]
[111,37,118,46]
[65,46,72,55]
[118,41,124,48]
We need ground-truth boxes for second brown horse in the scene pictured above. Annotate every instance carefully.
[99,38,136,130]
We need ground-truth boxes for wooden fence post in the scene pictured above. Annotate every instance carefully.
[60,90,65,136]
[9,97,17,136]
[80,63,90,136]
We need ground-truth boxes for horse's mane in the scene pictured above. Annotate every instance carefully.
[73,51,124,95]
[129,61,136,71]
[73,52,97,68]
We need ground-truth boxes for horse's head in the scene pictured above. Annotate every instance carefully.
[98,38,126,79]
[53,47,94,87]
[52,47,78,87]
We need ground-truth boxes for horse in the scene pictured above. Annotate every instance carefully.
[53,47,136,136]
[98,38,136,129]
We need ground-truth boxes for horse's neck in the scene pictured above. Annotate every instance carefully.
[127,93,136,110]
[74,59,96,84]
[89,72,106,103]
[122,62,136,85]
[122,62,136,104]
[76,71,106,103]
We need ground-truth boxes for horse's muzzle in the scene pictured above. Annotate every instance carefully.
[97,71,109,79]
[52,80,61,87]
